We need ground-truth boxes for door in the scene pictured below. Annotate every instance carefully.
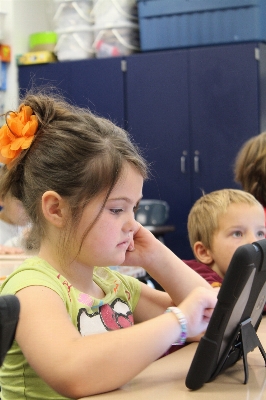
[68,57,125,128]
[18,57,125,128]
[126,49,192,258]
[189,42,261,201]
[18,62,72,97]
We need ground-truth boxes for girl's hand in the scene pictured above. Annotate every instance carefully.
[178,286,217,338]
[123,223,160,268]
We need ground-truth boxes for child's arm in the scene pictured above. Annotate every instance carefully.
[124,224,213,306]
[15,284,216,398]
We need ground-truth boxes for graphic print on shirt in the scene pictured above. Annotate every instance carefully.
[77,298,134,336]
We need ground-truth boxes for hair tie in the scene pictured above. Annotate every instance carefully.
[0,105,38,165]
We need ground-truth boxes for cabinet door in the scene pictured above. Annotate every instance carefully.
[189,43,261,201]
[19,62,72,97]
[126,50,193,258]
[68,58,125,128]
[18,58,125,128]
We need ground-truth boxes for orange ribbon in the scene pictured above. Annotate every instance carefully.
[0,105,38,165]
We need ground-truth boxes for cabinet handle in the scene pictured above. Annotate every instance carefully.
[194,152,199,173]
[181,151,187,173]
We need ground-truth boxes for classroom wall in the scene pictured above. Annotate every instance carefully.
[0,0,52,110]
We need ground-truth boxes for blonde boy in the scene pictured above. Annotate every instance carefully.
[185,189,266,287]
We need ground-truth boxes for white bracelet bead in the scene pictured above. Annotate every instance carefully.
[165,307,187,345]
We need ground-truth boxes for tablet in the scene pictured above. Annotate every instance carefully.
[185,238,266,390]
[0,295,20,366]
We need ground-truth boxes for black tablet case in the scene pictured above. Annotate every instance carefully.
[185,239,266,390]
[0,295,20,366]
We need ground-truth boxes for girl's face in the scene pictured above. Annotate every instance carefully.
[75,163,143,267]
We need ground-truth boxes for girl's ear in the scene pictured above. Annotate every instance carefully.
[41,191,68,228]
[193,241,214,265]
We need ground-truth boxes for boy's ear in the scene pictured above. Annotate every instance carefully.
[41,191,68,228]
[193,241,214,265]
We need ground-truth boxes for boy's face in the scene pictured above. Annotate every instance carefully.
[210,203,265,278]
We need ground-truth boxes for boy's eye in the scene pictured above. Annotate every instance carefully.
[232,231,242,238]
[110,209,123,215]
[257,231,266,238]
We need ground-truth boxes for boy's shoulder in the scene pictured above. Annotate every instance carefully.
[183,259,223,287]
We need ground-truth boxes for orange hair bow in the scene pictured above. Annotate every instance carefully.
[0,105,38,165]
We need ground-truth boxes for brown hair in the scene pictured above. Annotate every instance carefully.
[234,132,266,207]
[187,189,262,255]
[0,90,148,254]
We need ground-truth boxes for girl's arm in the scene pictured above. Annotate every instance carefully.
[15,285,216,399]
[124,224,212,306]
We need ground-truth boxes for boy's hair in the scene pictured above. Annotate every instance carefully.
[187,189,262,253]
[0,90,148,254]
[234,131,266,207]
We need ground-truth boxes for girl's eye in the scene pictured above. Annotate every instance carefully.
[133,204,139,213]
[110,209,123,215]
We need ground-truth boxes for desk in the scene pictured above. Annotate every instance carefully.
[79,317,266,400]
[145,225,175,243]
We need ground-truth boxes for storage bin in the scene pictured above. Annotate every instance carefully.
[92,0,140,58]
[137,0,266,51]
[53,0,94,60]
[54,27,94,60]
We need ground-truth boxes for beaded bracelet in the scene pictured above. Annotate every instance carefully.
[165,307,187,345]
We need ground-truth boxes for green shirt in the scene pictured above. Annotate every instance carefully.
[0,257,141,400]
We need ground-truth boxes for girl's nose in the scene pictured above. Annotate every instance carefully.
[124,214,138,233]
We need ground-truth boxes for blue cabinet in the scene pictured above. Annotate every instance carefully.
[125,43,266,258]
[19,57,125,128]
[18,42,266,258]
[125,49,192,257]
[189,43,263,199]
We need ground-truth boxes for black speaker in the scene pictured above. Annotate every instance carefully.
[135,199,169,226]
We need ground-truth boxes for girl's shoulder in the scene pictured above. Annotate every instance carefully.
[0,256,66,299]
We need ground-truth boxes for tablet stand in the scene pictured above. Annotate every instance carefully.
[239,317,266,384]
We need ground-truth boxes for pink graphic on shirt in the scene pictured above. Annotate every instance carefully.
[77,298,134,336]
[78,293,94,307]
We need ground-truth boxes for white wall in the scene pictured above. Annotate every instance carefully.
[0,0,53,111]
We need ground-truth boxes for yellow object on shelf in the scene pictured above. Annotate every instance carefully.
[17,51,57,65]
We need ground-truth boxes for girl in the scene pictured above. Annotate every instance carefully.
[0,166,28,252]
[0,91,217,400]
